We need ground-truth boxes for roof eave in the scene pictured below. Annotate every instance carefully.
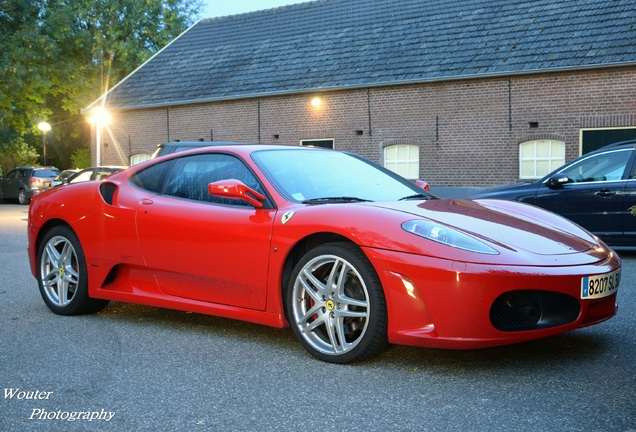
[99,61,636,112]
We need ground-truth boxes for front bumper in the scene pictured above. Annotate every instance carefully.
[364,247,620,349]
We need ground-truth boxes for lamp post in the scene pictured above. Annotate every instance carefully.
[37,122,51,166]
[87,108,109,166]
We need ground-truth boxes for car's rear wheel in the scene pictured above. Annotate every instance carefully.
[18,189,29,205]
[36,226,109,315]
[286,243,388,363]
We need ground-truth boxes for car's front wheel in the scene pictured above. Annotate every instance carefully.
[286,243,388,363]
[36,225,109,315]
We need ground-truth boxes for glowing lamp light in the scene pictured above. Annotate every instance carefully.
[37,122,51,165]
[311,97,322,107]
[86,107,110,166]
[90,107,110,125]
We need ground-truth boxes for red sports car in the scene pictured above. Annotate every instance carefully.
[27,145,621,363]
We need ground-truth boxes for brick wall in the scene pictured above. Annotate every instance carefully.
[96,66,636,188]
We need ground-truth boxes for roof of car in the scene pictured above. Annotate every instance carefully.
[597,139,636,150]
[15,166,58,170]
[158,141,246,147]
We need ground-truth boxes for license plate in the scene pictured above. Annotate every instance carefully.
[581,270,620,299]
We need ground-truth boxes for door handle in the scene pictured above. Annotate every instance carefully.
[595,189,616,197]
[140,198,154,205]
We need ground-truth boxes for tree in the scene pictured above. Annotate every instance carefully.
[69,147,91,169]
[0,0,203,168]
[0,137,39,176]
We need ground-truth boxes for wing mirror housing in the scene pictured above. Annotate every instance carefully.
[546,174,571,188]
[415,179,430,191]
[208,179,265,208]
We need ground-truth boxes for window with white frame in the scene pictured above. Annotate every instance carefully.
[384,144,419,179]
[130,153,151,166]
[519,140,565,179]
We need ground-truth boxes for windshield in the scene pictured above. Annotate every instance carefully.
[252,148,433,203]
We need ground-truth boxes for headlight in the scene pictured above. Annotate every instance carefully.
[402,220,499,255]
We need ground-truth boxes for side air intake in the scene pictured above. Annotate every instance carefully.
[99,182,117,205]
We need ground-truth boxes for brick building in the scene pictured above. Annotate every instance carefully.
[85,0,636,194]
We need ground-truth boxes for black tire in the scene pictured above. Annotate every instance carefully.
[285,242,388,363]
[36,225,109,315]
[17,189,29,205]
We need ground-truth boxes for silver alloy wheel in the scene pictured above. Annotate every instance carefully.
[39,235,80,307]
[291,254,370,356]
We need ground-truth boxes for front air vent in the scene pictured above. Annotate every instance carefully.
[490,290,580,332]
[99,182,117,205]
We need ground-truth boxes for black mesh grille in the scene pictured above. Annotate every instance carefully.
[490,290,580,332]
[490,291,541,331]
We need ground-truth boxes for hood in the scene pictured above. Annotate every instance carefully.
[369,198,602,258]
[470,182,538,199]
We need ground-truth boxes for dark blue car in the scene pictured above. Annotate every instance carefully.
[471,140,636,249]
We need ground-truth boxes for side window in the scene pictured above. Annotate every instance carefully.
[5,170,17,180]
[559,150,630,183]
[69,170,93,183]
[130,160,174,193]
[384,144,419,180]
[163,154,264,206]
[519,140,565,179]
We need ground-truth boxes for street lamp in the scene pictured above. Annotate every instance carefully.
[37,122,51,166]
[87,107,110,165]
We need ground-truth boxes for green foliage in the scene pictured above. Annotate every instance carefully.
[0,0,203,167]
[0,137,40,176]
[69,147,91,169]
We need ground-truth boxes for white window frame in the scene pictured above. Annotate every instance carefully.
[384,144,420,180]
[519,140,565,179]
[130,153,151,166]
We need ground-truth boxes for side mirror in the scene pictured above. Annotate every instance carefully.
[208,179,265,208]
[415,179,430,191]
[546,174,570,188]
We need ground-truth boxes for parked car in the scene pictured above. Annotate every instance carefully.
[62,166,127,185]
[51,169,80,187]
[27,145,620,363]
[0,166,60,204]
[470,140,636,249]
[151,141,244,158]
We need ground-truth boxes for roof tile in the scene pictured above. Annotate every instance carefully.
[101,0,636,110]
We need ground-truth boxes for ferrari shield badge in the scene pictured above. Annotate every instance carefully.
[281,211,295,224]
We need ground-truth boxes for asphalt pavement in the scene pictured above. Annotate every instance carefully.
[1,203,634,432]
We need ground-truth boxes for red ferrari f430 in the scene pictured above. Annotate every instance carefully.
[27,145,620,363]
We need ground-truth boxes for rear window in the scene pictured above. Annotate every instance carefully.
[33,169,60,177]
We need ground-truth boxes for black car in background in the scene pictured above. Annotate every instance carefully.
[0,166,60,204]
[470,140,636,249]
[151,142,244,158]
